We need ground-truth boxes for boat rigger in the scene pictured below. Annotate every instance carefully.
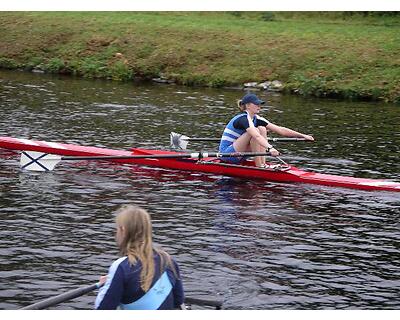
[0,136,399,192]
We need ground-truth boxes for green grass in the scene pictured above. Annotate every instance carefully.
[0,12,399,103]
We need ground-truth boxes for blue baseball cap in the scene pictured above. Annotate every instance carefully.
[241,93,265,106]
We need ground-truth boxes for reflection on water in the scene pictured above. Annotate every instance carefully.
[0,69,400,309]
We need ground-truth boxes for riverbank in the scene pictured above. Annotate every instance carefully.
[0,12,399,103]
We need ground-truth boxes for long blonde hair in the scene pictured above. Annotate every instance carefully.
[237,99,246,112]
[115,204,175,292]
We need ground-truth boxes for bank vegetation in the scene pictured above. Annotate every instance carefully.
[0,12,399,103]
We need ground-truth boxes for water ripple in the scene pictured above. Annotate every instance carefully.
[0,70,399,310]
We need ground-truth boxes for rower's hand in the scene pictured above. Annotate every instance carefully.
[269,147,280,157]
[303,134,314,141]
[99,275,108,285]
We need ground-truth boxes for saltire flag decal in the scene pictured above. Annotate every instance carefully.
[20,151,61,171]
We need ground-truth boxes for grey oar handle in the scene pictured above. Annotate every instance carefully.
[21,283,101,310]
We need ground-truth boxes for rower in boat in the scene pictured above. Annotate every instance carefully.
[219,93,314,167]
[95,205,185,310]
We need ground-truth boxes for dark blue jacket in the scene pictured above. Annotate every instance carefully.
[95,253,184,310]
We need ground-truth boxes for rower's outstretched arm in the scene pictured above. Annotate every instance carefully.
[266,123,314,141]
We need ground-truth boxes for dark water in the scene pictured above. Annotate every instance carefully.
[0,69,399,310]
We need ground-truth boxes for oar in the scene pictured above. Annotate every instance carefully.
[21,282,102,310]
[20,150,283,172]
[170,131,309,149]
[21,282,223,310]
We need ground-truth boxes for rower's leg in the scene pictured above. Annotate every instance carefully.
[250,126,267,167]
[232,128,267,166]
[232,132,253,152]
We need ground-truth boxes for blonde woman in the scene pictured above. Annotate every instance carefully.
[95,205,184,309]
[219,93,314,167]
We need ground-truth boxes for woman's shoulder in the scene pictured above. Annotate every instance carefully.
[229,112,247,121]
[108,256,129,273]
[111,256,128,266]
[255,114,269,123]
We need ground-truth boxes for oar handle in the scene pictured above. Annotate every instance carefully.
[269,137,308,142]
[21,283,102,310]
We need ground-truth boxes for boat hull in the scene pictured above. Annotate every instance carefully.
[1,136,399,192]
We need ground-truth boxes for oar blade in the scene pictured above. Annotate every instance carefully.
[20,151,62,171]
[170,132,189,150]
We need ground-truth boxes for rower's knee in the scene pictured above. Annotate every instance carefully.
[257,126,267,137]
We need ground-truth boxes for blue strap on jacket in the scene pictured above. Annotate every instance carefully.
[119,271,173,310]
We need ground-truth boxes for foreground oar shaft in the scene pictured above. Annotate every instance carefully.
[20,150,279,171]
[21,283,101,310]
[61,151,275,161]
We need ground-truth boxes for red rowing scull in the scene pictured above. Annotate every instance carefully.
[1,136,399,192]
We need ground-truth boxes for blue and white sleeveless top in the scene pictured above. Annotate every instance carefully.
[219,112,269,151]
[95,254,184,310]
